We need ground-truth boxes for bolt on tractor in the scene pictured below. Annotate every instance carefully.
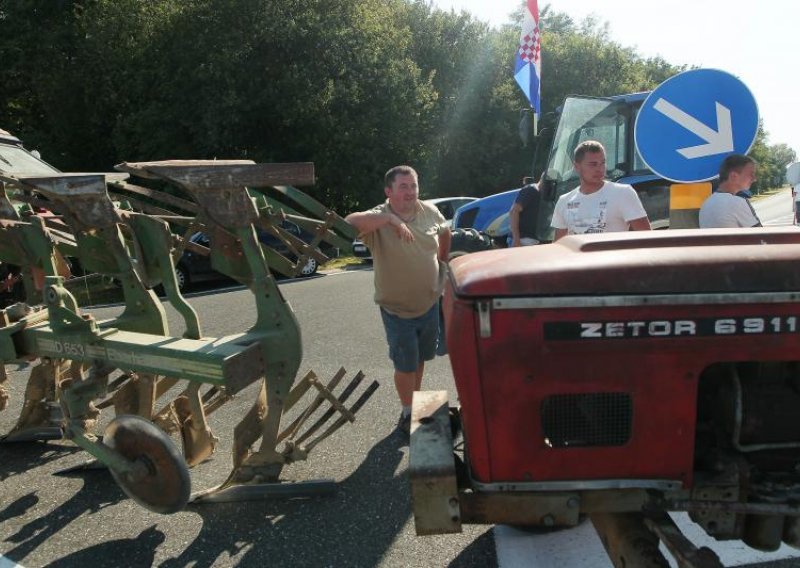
[411,227,800,567]
[0,160,377,512]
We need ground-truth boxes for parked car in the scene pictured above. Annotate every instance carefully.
[174,221,324,292]
[352,196,477,261]
[0,128,60,178]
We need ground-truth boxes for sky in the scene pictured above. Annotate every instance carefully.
[430,0,799,157]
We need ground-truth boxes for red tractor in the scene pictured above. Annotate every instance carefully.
[411,227,800,567]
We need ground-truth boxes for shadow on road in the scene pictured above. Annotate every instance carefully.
[160,431,409,568]
[44,526,166,568]
[2,473,124,562]
[448,529,497,567]
[0,493,39,524]
[0,441,81,482]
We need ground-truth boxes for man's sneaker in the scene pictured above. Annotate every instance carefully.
[396,411,411,437]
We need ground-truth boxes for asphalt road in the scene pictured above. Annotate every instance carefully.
[0,269,494,568]
[754,187,795,226]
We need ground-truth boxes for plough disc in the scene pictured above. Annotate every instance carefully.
[105,415,191,514]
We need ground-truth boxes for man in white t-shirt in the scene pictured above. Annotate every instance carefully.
[698,154,761,229]
[551,140,651,240]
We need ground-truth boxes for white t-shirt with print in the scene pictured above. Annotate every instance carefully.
[698,192,760,228]
[551,181,647,235]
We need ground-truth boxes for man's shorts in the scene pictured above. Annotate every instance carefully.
[380,303,439,373]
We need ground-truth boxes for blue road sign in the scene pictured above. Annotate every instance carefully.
[634,69,759,183]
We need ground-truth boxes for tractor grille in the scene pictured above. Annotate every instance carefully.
[541,392,632,448]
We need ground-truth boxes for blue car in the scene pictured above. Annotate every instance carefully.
[451,189,521,247]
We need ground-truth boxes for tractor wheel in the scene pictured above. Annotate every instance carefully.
[104,415,191,514]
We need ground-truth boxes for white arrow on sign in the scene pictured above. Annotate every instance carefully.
[653,98,734,159]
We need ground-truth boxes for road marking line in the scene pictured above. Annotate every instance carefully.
[0,556,24,568]
[494,514,800,567]
[495,522,609,568]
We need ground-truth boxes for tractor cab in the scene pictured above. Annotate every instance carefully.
[451,93,671,251]
[535,93,670,240]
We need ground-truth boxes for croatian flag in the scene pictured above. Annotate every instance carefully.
[514,0,541,115]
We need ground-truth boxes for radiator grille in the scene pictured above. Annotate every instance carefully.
[541,392,632,448]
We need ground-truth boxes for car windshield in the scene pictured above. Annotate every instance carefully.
[0,143,59,176]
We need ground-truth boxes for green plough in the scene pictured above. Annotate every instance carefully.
[0,161,376,512]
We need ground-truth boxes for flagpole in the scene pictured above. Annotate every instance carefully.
[513,0,541,140]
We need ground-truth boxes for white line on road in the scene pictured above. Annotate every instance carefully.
[494,514,800,567]
[495,521,608,567]
[0,556,24,568]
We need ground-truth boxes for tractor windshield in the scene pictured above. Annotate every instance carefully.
[546,96,643,185]
[534,95,649,240]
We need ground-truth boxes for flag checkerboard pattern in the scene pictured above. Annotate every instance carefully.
[514,0,541,114]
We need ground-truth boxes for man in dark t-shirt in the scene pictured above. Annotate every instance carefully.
[509,182,541,246]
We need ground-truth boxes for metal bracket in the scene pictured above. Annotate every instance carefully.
[477,301,491,338]
[410,390,462,535]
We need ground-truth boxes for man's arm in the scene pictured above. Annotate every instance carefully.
[629,216,651,231]
[438,227,451,262]
[345,210,413,242]
[509,202,523,247]
[554,228,568,241]
[622,187,651,232]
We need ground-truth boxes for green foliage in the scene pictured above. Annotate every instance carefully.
[0,0,793,212]
[748,123,797,193]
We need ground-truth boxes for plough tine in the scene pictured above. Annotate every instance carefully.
[94,371,133,411]
[108,372,157,418]
[173,382,217,466]
[302,380,380,452]
[292,371,365,446]
[102,371,134,396]
[232,380,269,469]
[152,382,229,437]
[277,368,346,443]
[3,359,66,442]
[283,370,318,412]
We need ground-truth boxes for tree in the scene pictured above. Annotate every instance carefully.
[749,124,797,192]
[1,0,792,212]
